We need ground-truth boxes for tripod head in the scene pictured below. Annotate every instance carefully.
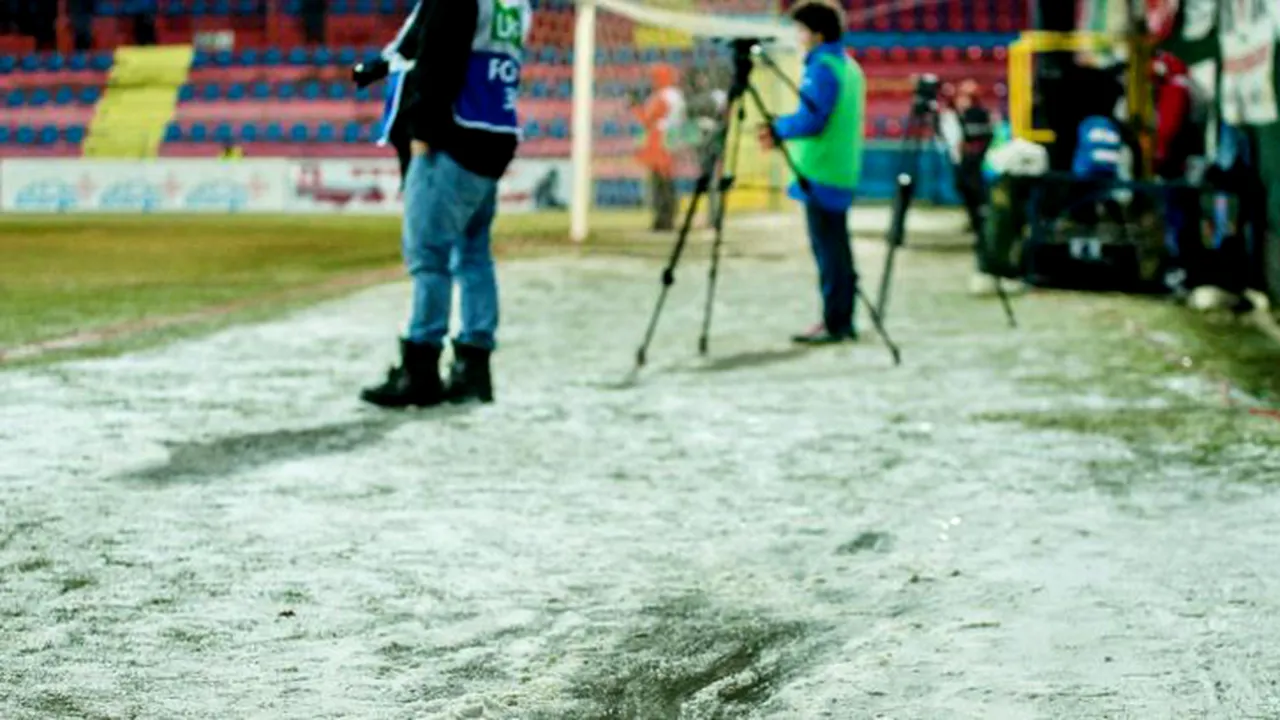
[723,37,763,102]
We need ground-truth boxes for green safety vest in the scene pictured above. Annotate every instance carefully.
[786,53,865,190]
[982,120,1012,181]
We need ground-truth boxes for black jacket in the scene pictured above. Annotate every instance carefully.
[402,0,520,179]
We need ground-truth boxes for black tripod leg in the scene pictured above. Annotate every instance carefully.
[698,101,746,356]
[877,169,916,321]
[634,179,709,370]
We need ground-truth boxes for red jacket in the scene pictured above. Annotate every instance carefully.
[1153,52,1203,177]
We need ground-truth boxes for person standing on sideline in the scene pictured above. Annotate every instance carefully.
[633,63,687,231]
[950,80,995,237]
[360,0,532,409]
[759,0,865,344]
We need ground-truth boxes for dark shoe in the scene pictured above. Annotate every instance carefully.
[791,323,858,345]
[445,342,494,404]
[360,339,445,408]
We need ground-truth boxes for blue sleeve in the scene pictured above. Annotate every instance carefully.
[772,60,839,141]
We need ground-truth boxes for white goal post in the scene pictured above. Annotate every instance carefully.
[567,0,797,243]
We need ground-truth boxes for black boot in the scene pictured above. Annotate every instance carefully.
[445,342,494,404]
[360,339,445,409]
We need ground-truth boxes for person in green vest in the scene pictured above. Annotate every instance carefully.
[759,0,865,344]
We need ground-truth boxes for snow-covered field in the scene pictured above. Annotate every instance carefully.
[4,212,1280,719]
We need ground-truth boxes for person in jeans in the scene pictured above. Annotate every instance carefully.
[759,0,865,344]
[361,0,532,409]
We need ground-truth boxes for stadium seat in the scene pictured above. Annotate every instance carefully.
[214,49,234,67]
[189,123,208,142]
[0,56,15,74]
[289,123,308,142]
[343,122,361,143]
[4,90,23,108]
[312,48,333,67]
[301,81,321,101]
[226,83,247,101]
[29,88,51,107]
[251,81,271,100]
[265,122,284,142]
[263,48,284,66]
[327,82,348,100]
[337,47,358,67]
[238,48,260,66]
[240,123,259,142]
[178,84,195,102]
[65,126,86,145]
[19,55,39,72]
[287,47,309,66]
[201,83,221,101]
[16,125,35,144]
[215,122,234,143]
[192,50,211,70]
[54,87,75,106]
[278,83,296,100]
[92,53,113,71]
[316,123,336,143]
[165,123,183,142]
[68,53,90,72]
[0,127,10,144]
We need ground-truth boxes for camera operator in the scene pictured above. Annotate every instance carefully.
[949,80,995,237]
[758,0,865,345]
[357,0,533,409]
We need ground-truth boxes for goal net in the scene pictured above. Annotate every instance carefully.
[529,0,801,241]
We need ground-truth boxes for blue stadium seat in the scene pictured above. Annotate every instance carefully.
[354,87,373,102]
[265,122,284,142]
[192,50,212,69]
[65,126,86,145]
[16,126,35,144]
[226,83,247,101]
[189,123,208,142]
[240,123,258,142]
[234,0,258,13]
[81,86,101,105]
[277,83,296,100]
[327,82,347,100]
[556,80,571,98]
[164,0,187,15]
[68,53,89,72]
[165,123,183,142]
[263,48,284,66]
[4,90,23,108]
[523,120,541,139]
[211,0,231,14]
[214,49,234,67]
[238,48,260,66]
[29,88,51,107]
[312,47,333,67]
[20,55,39,72]
[190,0,208,14]
[0,126,10,144]
[201,83,221,101]
[337,47,358,66]
[549,118,568,139]
[331,0,350,13]
[54,87,74,105]
[91,52,113,72]
[364,122,379,142]
[301,81,321,101]
[178,84,195,102]
[529,81,548,99]
[615,47,636,64]
[601,120,620,138]
[214,122,234,143]
[289,123,309,142]
[378,0,398,13]
[287,47,310,66]
[283,0,301,12]
[251,81,271,100]
[343,122,361,143]
[354,0,375,14]
[316,123,336,143]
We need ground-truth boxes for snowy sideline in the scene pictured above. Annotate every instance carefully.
[3,212,1280,719]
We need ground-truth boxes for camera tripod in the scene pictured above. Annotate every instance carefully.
[633,40,901,373]
[876,79,1018,329]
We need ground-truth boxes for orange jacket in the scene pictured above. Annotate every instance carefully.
[634,64,680,177]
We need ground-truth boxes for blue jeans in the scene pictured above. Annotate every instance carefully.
[402,151,500,350]
[805,202,858,335]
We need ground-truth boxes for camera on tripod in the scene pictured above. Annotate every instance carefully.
[910,73,941,114]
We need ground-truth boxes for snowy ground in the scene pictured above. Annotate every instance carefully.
[4,210,1280,719]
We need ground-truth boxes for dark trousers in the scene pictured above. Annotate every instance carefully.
[956,157,988,238]
[650,172,676,231]
[805,202,858,334]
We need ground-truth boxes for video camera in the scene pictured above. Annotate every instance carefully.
[911,73,941,114]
